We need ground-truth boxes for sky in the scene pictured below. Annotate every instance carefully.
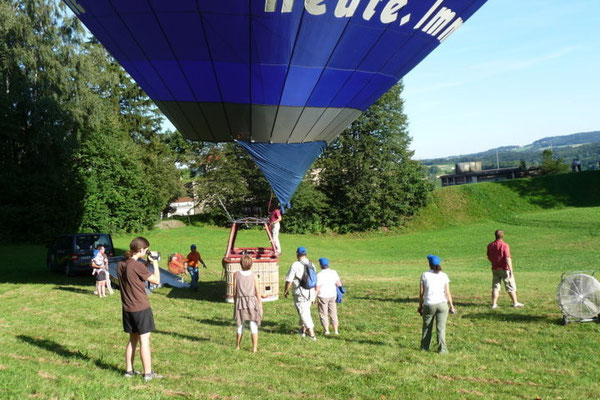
[403,0,600,159]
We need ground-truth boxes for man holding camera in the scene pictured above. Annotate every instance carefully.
[117,237,162,381]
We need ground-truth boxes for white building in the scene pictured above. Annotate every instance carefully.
[167,196,196,217]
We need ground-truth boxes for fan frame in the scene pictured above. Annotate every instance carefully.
[556,271,600,325]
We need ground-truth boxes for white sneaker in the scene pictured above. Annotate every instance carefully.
[334,330,339,335]
[143,371,163,382]
[490,304,498,309]
[324,331,330,335]
[513,302,524,308]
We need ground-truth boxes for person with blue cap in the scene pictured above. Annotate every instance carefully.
[418,254,455,354]
[284,246,318,340]
[315,257,342,335]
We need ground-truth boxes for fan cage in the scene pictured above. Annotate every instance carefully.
[556,272,600,321]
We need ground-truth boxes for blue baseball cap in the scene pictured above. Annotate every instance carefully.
[296,246,307,255]
[427,254,441,267]
[191,244,197,249]
[318,258,329,268]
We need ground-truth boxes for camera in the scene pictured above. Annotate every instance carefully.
[146,250,161,261]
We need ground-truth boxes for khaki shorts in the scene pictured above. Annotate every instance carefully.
[492,269,516,292]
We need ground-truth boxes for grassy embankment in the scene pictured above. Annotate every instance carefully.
[0,171,599,399]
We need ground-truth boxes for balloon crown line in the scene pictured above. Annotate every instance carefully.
[265,0,464,43]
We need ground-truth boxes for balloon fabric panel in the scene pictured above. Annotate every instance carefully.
[64,0,488,208]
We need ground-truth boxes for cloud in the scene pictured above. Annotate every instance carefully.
[470,46,579,74]
[405,45,580,97]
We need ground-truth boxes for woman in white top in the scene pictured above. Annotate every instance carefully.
[418,254,455,353]
[315,257,342,335]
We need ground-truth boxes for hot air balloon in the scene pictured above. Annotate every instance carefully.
[64,0,487,209]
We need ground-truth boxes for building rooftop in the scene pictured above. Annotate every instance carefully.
[172,196,194,203]
[440,167,521,178]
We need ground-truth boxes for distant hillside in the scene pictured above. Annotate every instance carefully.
[527,131,600,150]
[422,131,600,171]
[408,171,600,231]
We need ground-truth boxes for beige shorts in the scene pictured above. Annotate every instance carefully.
[492,269,516,292]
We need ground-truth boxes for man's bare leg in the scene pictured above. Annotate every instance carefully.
[491,289,499,307]
[508,291,523,306]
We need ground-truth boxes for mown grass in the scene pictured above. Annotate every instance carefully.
[1,173,600,399]
[410,171,600,230]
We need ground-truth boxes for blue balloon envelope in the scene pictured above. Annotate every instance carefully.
[64,0,487,209]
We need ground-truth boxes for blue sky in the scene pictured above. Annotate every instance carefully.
[403,0,600,159]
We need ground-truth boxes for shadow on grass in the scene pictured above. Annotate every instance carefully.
[499,170,600,209]
[0,268,96,286]
[352,296,418,304]
[186,316,232,327]
[186,316,304,337]
[453,301,481,307]
[354,296,482,308]
[154,330,209,342]
[462,312,558,324]
[53,286,92,295]
[16,335,121,373]
[186,316,390,345]
[324,334,388,346]
[165,280,226,303]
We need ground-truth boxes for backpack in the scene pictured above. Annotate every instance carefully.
[299,262,317,290]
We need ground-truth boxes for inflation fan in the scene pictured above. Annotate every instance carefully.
[556,272,600,325]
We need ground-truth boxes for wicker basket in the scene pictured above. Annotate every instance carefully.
[223,259,279,303]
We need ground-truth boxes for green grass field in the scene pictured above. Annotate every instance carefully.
[1,174,599,399]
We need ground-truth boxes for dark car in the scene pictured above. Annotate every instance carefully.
[47,233,116,276]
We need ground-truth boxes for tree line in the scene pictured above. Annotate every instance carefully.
[423,141,600,172]
[0,0,432,242]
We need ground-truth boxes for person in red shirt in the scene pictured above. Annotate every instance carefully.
[269,207,282,255]
[185,244,206,290]
[487,230,524,309]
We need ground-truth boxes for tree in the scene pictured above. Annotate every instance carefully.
[282,180,328,234]
[539,149,569,176]
[190,143,271,224]
[317,84,433,233]
[0,0,85,241]
[0,0,183,240]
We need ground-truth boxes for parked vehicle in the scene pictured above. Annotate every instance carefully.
[47,233,117,276]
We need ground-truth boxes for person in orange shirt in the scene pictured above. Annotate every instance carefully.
[185,244,206,290]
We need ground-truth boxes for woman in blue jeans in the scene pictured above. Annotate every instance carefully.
[418,254,456,353]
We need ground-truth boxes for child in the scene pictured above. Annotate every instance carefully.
[92,245,107,297]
